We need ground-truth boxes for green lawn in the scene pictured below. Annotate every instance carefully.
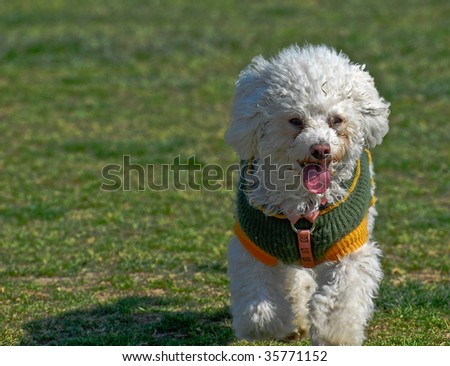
[0,0,448,346]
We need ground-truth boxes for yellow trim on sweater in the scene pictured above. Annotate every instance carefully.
[366,148,373,165]
[321,214,369,262]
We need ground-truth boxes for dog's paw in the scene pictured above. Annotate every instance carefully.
[309,324,365,346]
[284,327,309,342]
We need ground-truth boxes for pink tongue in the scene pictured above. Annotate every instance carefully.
[303,163,331,194]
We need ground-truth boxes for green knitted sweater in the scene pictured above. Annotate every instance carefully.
[236,150,373,265]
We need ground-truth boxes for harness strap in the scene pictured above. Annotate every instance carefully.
[297,229,315,268]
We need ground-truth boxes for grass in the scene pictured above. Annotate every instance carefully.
[0,0,448,346]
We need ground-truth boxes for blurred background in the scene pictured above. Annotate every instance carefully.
[0,0,448,345]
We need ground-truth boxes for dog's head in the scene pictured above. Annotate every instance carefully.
[226,45,389,204]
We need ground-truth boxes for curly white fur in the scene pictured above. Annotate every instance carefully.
[226,44,389,345]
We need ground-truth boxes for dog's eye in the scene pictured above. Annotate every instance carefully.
[289,118,305,128]
[329,115,344,127]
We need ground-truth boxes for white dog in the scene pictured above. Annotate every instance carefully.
[225,44,390,345]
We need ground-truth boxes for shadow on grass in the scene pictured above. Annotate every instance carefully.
[21,296,233,346]
[20,282,448,346]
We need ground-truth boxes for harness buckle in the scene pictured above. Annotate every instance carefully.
[290,220,316,234]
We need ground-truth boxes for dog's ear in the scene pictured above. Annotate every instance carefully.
[225,56,269,159]
[354,68,390,148]
[360,96,390,148]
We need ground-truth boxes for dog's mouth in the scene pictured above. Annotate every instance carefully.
[298,160,331,195]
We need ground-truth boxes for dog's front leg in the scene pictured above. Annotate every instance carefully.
[228,237,297,340]
[308,242,383,345]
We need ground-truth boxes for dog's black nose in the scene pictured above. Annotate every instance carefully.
[310,143,331,160]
